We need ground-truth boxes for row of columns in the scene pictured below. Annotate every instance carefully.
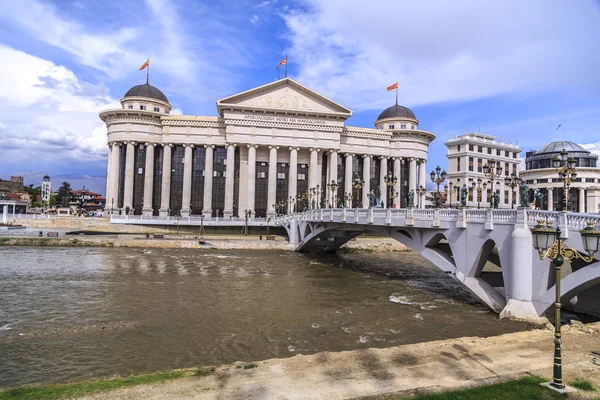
[105,141,426,216]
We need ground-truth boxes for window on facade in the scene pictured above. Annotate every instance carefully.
[298,173,306,180]
[151,147,163,215]
[257,171,266,179]
[140,105,146,110]
[411,125,415,129]
[477,158,482,173]
[487,147,492,154]
[169,146,185,215]
[513,152,517,159]
[505,162,509,176]
[255,162,269,217]
[154,107,160,112]
[469,144,474,151]
[505,150,510,157]
[401,124,406,129]
[457,145,461,151]
[128,105,133,109]
[504,190,509,204]
[468,188,473,201]
[276,163,289,208]
[277,173,286,179]
[496,149,500,156]
[468,157,474,171]
[389,125,394,129]
[132,145,146,215]
[477,146,483,153]
[457,157,461,172]
[586,178,595,183]
[212,147,227,217]
[191,147,206,214]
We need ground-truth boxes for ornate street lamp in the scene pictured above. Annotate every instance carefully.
[430,166,447,208]
[552,149,578,211]
[326,180,339,208]
[471,178,487,209]
[416,185,426,209]
[385,171,398,209]
[446,182,455,209]
[343,193,353,209]
[531,220,600,390]
[504,172,522,209]
[352,173,364,208]
[483,159,503,207]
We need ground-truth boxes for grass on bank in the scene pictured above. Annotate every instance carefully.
[570,378,596,392]
[0,367,214,400]
[395,376,566,400]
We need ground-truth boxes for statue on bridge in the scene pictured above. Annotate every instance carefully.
[534,190,544,210]
[460,184,468,207]
[407,190,415,208]
[519,182,529,207]
[492,192,500,209]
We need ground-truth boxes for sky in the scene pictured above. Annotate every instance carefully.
[0,0,599,194]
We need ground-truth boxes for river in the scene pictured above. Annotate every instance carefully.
[0,247,529,388]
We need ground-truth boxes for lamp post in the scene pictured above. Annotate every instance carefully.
[366,190,375,208]
[504,173,522,209]
[472,178,487,209]
[482,159,503,207]
[552,149,577,211]
[327,180,339,208]
[111,198,114,215]
[352,174,364,208]
[416,185,426,209]
[530,220,600,390]
[343,193,353,209]
[385,171,397,209]
[446,182,455,209]
[430,166,447,208]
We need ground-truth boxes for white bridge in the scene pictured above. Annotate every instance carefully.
[273,208,600,321]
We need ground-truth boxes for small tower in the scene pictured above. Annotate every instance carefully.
[41,175,51,204]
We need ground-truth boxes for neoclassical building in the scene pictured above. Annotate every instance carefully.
[521,140,600,212]
[100,78,435,217]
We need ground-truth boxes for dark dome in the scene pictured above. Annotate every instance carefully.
[124,84,169,103]
[43,175,50,180]
[376,105,416,121]
[537,140,587,154]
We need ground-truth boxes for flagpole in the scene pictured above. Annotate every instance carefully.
[285,55,288,78]
[146,59,149,85]
[277,66,280,81]
[395,85,398,106]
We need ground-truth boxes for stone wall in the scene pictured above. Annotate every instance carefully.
[0,176,24,194]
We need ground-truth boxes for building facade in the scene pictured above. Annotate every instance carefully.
[41,175,51,204]
[445,132,521,208]
[521,140,600,212]
[100,78,436,217]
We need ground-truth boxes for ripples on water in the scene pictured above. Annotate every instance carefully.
[0,247,529,387]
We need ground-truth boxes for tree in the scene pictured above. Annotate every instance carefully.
[56,182,73,207]
[24,184,41,206]
[49,193,57,207]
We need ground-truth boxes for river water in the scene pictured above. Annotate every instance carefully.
[0,247,529,388]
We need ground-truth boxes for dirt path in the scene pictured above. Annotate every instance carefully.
[82,322,600,400]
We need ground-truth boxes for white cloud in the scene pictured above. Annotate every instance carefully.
[581,142,600,159]
[256,1,270,8]
[251,15,261,27]
[0,45,117,171]
[282,0,600,111]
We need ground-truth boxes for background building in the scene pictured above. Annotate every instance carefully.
[0,176,24,195]
[41,175,51,204]
[100,78,436,217]
[445,132,521,208]
[521,140,600,212]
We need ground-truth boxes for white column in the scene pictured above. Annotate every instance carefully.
[180,144,193,217]
[142,143,155,215]
[317,151,323,208]
[579,188,586,213]
[111,143,121,211]
[344,154,353,206]
[379,157,387,208]
[548,188,554,211]
[159,144,172,216]
[123,141,135,213]
[203,145,214,217]
[288,147,298,213]
[499,181,505,208]
[408,158,417,200]
[247,145,257,215]
[309,148,318,190]
[418,159,427,196]
[267,146,278,216]
[105,144,113,213]
[224,144,236,217]
[328,151,338,207]
[362,155,370,208]
[394,158,401,208]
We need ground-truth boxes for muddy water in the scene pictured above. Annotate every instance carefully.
[0,247,529,387]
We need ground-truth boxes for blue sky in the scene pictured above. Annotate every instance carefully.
[0,0,599,194]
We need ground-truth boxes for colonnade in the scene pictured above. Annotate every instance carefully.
[105,141,428,216]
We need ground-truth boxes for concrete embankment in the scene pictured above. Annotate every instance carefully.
[79,322,600,400]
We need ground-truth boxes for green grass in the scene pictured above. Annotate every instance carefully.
[0,368,214,400]
[396,376,566,400]
[570,378,595,391]
[243,364,258,370]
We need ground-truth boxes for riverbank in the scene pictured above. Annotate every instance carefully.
[2,322,599,400]
[0,235,411,251]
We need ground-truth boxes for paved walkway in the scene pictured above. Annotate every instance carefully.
[83,322,600,400]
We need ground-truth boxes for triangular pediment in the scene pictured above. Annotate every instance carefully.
[217,78,352,118]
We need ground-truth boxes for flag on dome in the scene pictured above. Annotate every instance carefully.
[387,82,398,91]
[276,57,287,69]
[139,59,149,70]
[556,123,562,130]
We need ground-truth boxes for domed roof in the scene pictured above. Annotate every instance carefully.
[376,105,416,121]
[124,84,169,103]
[43,175,50,180]
[537,140,587,154]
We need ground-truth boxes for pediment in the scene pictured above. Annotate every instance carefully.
[217,78,352,118]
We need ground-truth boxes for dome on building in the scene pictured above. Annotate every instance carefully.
[376,105,416,121]
[43,175,50,180]
[537,140,587,154]
[124,84,169,103]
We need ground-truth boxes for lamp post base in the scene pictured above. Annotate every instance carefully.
[540,382,575,394]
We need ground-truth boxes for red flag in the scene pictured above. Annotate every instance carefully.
[139,59,149,70]
[276,57,287,69]
[387,82,398,91]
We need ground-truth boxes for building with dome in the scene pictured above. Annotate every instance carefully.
[100,78,435,217]
[521,140,600,212]
[41,175,51,204]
